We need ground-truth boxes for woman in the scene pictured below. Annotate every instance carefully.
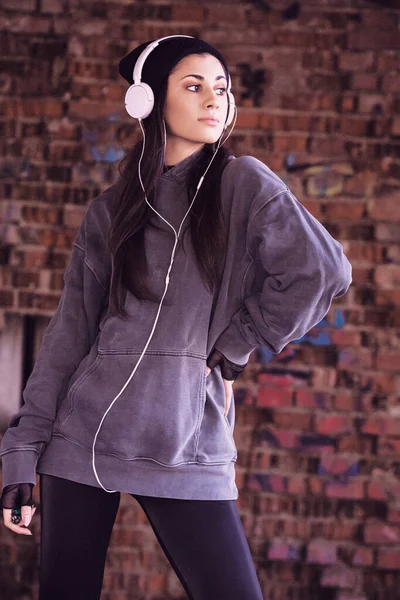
[0,36,352,599]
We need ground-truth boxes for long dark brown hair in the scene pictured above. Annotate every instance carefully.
[109,62,232,317]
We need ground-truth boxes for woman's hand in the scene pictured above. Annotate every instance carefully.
[1,483,36,536]
[205,365,233,417]
[206,348,247,417]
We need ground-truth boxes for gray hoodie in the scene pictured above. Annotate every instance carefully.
[0,150,352,500]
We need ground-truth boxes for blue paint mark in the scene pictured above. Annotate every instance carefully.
[288,546,299,560]
[286,154,296,167]
[318,180,327,196]
[294,329,332,346]
[82,130,98,143]
[300,434,335,449]
[90,145,125,162]
[315,392,329,409]
[318,461,359,479]
[260,429,280,447]
[257,347,275,364]
[294,309,346,346]
[255,474,272,491]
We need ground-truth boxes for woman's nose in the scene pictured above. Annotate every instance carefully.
[206,98,219,110]
[205,90,220,109]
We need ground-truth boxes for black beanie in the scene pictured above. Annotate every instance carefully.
[118,37,230,104]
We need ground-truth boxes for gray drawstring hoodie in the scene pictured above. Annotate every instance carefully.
[0,150,352,500]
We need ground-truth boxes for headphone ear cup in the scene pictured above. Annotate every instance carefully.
[225,91,236,128]
[125,82,155,119]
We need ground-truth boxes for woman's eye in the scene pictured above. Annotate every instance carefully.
[187,85,227,95]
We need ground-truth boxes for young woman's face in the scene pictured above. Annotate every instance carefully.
[164,53,229,151]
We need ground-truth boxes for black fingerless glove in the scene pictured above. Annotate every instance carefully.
[0,483,35,511]
[207,348,247,381]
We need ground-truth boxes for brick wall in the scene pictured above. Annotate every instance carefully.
[1,0,400,599]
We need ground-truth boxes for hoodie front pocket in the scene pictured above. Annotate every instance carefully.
[196,367,237,464]
[56,350,206,466]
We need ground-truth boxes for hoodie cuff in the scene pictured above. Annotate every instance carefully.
[213,319,257,366]
[207,349,247,381]
[1,450,38,491]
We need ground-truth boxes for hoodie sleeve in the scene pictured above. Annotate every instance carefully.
[0,193,112,490]
[214,187,352,363]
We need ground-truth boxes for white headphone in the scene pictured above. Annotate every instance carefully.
[92,36,237,492]
[123,34,236,129]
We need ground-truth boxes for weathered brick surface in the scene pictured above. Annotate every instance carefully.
[1,1,400,599]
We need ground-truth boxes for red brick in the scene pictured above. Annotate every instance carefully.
[338,348,373,370]
[274,410,312,431]
[376,351,400,372]
[374,265,400,289]
[22,205,62,226]
[344,241,384,263]
[319,455,358,478]
[339,117,368,136]
[295,388,333,409]
[18,291,60,311]
[37,229,76,250]
[333,393,355,412]
[41,0,64,13]
[359,93,394,115]
[0,289,14,307]
[349,28,400,50]
[338,436,374,454]
[330,330,362,347]
[261,427,299,450]
[12,270,40,288]
[63,205,86,229]
[309,477,324,496]
[341,94,357,112]
[339,51,375,71]
[235,112,260,129]
[367,482,387,501]
[388,506,400,524]
[274,134,308,153]
[324,201,365,220]
[378,548,400,570]
[337,595,368,600]
[364,521,400,544]
[287,476,306,496]
[392,116,400,136]
[268,540,301,561]
[376,290,400,306]
[378,53,400,71]
[256,387,293,408]
[325,481,364,500]
[300,201,321,218]
[383,74,400,94]
[315,414,352,436]
[353,546,374,566]
[2,0,35,9]
[351,73,378,92]
[362,416,400,436]
[369,192,400,222]
[350,268,373,285]
[321,564,359,588]
[307,540,337,565]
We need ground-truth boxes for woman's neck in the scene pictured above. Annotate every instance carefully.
[164,137,205,167]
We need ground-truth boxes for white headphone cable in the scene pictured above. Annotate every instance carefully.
[92,106,237,492]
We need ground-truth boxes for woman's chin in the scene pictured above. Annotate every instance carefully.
[196,132,223,145]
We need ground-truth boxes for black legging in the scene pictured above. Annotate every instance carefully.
[38,474,264,600]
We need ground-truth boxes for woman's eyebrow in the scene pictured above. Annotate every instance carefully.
[180,74,227,82]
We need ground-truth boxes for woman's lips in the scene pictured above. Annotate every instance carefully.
[198,118,219,126]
